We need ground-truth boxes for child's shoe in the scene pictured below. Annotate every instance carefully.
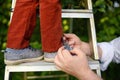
[44,52,57,62]
[4,46,43,65]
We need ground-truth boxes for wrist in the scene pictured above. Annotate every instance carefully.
[76,67,91,80]
[78,69,102,80]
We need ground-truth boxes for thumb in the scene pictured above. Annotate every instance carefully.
[64,33,73,39]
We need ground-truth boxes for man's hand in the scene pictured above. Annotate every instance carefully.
[55,47,90,79]
[63,33,92,56]
[54,47,102,80]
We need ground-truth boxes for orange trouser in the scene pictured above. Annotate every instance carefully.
[7,0,63,52]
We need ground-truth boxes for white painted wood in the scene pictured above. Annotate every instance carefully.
[4,60,100,80]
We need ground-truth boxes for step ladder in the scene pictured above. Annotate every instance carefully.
[4,0,101,80]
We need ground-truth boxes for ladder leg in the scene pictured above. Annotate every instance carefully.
[96,68,101,77]
[87,0,101,76]
[4,0,16,80]
[88,13,101,77]
[4,67,10,80]
[66,74,69,80]
[87,0,92,9]
[23,72,27,80]
[89,15,99,60]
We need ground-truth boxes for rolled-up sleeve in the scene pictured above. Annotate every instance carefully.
[110,37,120,63]
[97,37,120,71]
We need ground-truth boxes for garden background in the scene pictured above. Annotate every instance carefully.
[0,0,120,80]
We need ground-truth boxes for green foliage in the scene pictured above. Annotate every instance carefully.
[0,0,120,80]
[0,0,11,49]
[94,1,120,42]
[0,1,11,80]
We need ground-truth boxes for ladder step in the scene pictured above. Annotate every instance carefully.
[62,9,93,13]
[62,12,93,18]
[6,60,100,72]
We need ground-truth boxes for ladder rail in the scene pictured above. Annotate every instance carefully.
[88,0,93,10]
[10,0,16,21]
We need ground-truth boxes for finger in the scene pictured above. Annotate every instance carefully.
[61,49,73,59]
[64,33,74,39]
[68,40,75,45]
[54,56,62,70]
[54,51,66,71]
[63,34,75,45]
[56,46,65,63]
[58,46,64,54]
[63,36,66,41]
[70,48,84,56]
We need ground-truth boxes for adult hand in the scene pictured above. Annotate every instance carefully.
[54,47,102,80]
[63,33,92,56]
[54,47,90,79]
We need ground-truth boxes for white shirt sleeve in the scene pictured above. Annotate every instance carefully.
[97,37,120,71]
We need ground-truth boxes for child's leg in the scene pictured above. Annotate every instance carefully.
[40,0,63,53]
[5,0,43,65]
[7,0,38,49]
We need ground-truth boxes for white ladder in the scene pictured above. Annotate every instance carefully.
[4,0,101,80]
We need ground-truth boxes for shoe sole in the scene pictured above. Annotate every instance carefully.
[44,57,54,63]
[4,56,43,65]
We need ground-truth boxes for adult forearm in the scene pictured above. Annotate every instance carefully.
[77,69,102,80]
